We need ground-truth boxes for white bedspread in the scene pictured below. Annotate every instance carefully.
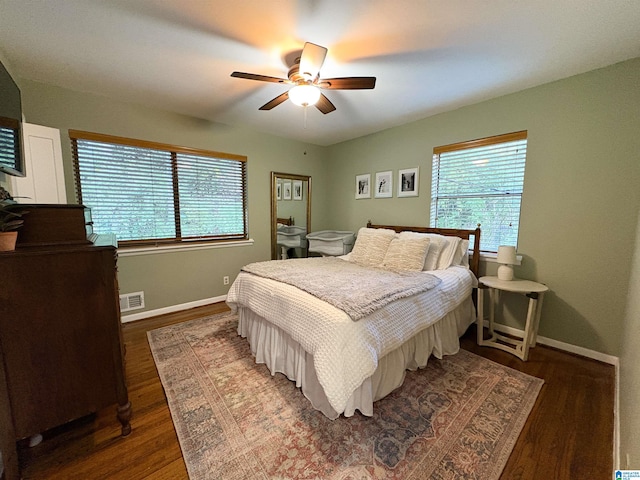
[226,263,476,415]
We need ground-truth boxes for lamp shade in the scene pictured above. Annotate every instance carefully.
[288,84,321,107]
[497,245,517,265]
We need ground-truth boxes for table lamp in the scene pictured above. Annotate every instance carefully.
[497,245,517,281]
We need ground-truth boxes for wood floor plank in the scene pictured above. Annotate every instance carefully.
[15,303,614,479]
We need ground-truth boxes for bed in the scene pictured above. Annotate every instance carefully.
[226,221,481,419]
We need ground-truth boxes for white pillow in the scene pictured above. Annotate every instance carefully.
[436,235,462,270]
[423,235,444,271]
[453,239,470,267]
[349,227,396,267]
[398,231,442,271]
[382,236,431,272]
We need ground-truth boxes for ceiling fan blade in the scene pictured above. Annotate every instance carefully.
[315,93,336,114]
[318,77,377,90]
[231,71,289,84]
[299,42,327,80]
[259,92,289,110]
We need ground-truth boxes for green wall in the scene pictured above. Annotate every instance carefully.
[326,58,640,357]
[16,80,331,313]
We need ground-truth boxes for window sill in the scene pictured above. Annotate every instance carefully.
[480,252,523,265]
[118,238,254,257]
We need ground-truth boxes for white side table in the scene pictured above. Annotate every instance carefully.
[477,276,549,361]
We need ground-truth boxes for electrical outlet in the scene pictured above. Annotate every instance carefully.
[223,276,229,285]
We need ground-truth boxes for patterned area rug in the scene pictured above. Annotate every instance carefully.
[148,312,543,479]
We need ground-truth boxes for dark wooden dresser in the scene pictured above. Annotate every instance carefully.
[0,205,131,480]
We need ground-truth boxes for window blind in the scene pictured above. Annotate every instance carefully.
[0,117,20,174]
[431,131,527,252]
[176,152,247,239]
[71,130,247,246]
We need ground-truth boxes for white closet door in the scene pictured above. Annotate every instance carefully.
[11,122,66,203]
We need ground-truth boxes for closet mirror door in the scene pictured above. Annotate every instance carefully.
[271,172,311,260]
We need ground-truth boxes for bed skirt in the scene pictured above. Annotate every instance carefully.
[237,298,475,419]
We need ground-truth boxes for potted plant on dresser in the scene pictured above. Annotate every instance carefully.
[0,188,25,251]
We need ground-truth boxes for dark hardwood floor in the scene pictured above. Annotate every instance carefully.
[460,331,615,479]
[14,303,615,479]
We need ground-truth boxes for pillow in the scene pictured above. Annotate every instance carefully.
[398,231,443,271]
[453,239,470,267]
[382,236,431,272]
[436,235,462,270]
[423,235,444,271]
[349,227,396,267]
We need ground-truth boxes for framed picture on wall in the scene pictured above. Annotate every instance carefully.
[276,181,282,200]
[398,167,419,197]
[374,171,393,198]
[283,181,292,200]
[355,173,371,199]
[293,180,303,200]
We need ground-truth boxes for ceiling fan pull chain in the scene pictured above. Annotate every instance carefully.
[303,105,308,129]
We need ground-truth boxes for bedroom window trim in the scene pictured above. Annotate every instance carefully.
[117,238,254,257]
[70,130,248,248]
[431,130,527,253]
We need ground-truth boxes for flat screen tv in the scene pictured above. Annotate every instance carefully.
[0,59,25,177]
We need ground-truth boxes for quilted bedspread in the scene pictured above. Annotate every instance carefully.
[226,260,476,415]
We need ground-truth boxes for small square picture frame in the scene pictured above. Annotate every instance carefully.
[355,173,371,199]
[283,181,292,200]
[398,167,419,197]
[374,171,393,198]
[292,180,303,200]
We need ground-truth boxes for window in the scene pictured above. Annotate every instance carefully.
[430,131,527,252]
[71,130,247,247]
[0,116,22,176]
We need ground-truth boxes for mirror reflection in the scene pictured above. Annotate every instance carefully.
[271,172,311,260]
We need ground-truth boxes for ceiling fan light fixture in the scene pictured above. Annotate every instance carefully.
[231,42,375,114]
[288,84,321,107]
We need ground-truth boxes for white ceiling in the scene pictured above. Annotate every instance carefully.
[1,0,639,146]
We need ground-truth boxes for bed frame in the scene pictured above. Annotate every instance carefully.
[366,221,481,278]
[277,216,294,226]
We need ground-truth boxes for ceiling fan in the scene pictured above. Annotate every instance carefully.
[231,42,376,114]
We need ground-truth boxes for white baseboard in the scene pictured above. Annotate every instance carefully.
[120,295,227,323]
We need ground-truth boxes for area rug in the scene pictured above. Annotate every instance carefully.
[148,312,543,479]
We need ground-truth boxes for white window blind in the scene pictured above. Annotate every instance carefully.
[430,131,527,252]
[71,130,247,246]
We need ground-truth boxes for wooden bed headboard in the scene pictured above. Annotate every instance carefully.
[277,216,294,226]
[366,221,481,278]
